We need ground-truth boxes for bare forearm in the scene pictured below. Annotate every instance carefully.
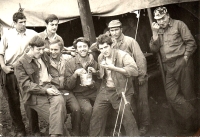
[111,67,128,76]
[0,55,6,67]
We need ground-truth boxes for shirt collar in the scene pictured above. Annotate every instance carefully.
[15,29,26,36]
[24,53,35,63]
[116,33,124,42]
[168,18,174,27]
[75,53,94,66]
[44,30,57,40]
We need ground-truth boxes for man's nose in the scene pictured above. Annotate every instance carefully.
[22,22,26,26]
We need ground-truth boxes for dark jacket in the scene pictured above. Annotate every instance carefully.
[15,53,53,105]
[64,54,98,95]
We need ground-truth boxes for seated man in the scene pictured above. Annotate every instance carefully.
[64,37,98,135]
[49,39,81,136]
[15,35,67,137]
[89,34,139,136]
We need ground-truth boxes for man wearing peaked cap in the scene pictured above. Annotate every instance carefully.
[108,19,149,135]
[108,20,122,28]
[150,6,197,134]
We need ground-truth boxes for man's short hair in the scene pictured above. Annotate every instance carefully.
[13,12,26,22]
[45,14,59,24]
[29,35,45,47]
[96,34,113,49]
[73,37,90,49]
[50,39,64,50]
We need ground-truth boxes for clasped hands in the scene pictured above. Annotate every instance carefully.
[75,67,96,88]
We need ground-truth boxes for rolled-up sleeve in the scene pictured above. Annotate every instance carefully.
[131,39,147,79]
[122,54,138,77]
[0,34,7,55]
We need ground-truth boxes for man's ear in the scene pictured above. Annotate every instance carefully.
[13,21,17,26]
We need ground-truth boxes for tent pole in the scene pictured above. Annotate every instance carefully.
[77,0,96,44]
[147,8,177,127]
[147,8,166,86]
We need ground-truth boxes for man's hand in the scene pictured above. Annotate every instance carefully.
[152,22,160,41]
[2,65,14,74]
[152,22,160,33]
[46,88,61,96]
[101,64,115,70]
[184,55,189,64]
[75,68,87,76]
[139,79,146,86]
[87,67,96,73]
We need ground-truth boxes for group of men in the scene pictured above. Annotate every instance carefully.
[0,6,197,137]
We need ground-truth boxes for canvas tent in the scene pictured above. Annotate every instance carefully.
[0,0,199,27]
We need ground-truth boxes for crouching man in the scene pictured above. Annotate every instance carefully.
[15,35,67,137]
[89,34,139,136]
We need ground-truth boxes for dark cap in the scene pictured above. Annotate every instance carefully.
[154,7,168,20]
[108,20,122,28]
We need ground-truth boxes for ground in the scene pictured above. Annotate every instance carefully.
[0,76,199,136]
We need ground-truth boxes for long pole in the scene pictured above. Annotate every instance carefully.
[77,0,96,44]
[147,8,166,87]
[147,8,177,126]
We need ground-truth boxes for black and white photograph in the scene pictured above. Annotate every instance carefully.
[0,0,199,136]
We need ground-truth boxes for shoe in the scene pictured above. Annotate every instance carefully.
[15,131,26,137]
[139,126,148,136]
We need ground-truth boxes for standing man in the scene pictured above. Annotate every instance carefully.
[108,19,150,135]
[150,7,197,133]
[89,34,139,136]
[0,11,37,136]
[49,39,81,136]
[64,37,98,135]
[38,14,64,52]
[15,35,67,137]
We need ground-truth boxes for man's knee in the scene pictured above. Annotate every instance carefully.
[52,95,65,106]
[81,105,92,116]
[70,102,81,112]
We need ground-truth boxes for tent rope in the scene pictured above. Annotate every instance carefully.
[134,10,141,40]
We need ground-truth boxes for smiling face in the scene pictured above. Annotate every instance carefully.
[156,14,170,29]
[14,18,26,32]
[109,27,122,39]
[31,45,45,59]
[50,43,61,59]
[46,20,58,34]
[98,43,112,57]
[76,41,89,58]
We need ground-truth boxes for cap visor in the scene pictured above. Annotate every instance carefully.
[154,14,165,19]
